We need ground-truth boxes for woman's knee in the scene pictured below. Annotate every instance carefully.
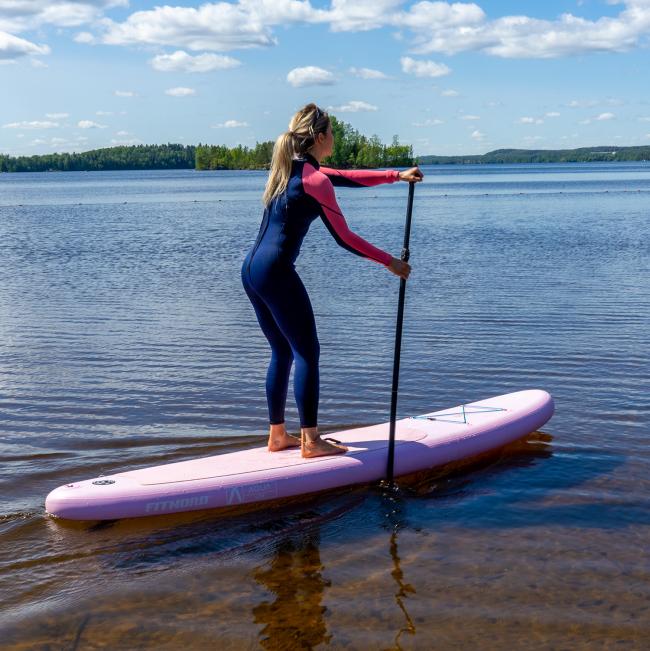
[293,338,320,367]
[271,341,294,364]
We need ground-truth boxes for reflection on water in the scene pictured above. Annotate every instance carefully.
[388,530,416,651]
[381,489,417,651]
[253,532,331,649]
[251,489,420,651]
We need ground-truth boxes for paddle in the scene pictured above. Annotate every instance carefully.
[385,181,416,486]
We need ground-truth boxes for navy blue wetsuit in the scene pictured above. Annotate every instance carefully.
[241,152,400,428]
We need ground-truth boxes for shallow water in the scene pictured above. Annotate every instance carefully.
[0,163,649,649]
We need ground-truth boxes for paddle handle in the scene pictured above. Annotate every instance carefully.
[386,181,416,485]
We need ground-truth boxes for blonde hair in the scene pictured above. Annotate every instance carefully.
[262,103,330,206]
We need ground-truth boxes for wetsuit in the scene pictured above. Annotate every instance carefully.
[241,152,400,428]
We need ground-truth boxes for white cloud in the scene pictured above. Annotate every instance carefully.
[78,120,107,128]
[396,0,650,59]
[150,50,241,72]
[165,87,196,96]
[595,112,615,120]
[24,135,88,150]
[287,66,335,87]
[3,0,650,66]
[213,120,249,128]
[638,116,650,122]
[545,111,561,117]
[470,129,485,140]
[460,114,480,121]
[74,31,95,44]
[110,137,143,145]
[440,88,459,96]
[401,56,450,78]
[0,1,127,33]
[0,31,50,61]
[349,66,388,79]
[114,90,135,97]
[3,120,59,129]
[413,118,444,127]
[97,1,297,51]
[45,112,69,119]
[115,130,129,136]
[96,110,113,116]
[518,117,535,124]
[9,0,646,68]
[328,0,403,32]
[328,100,378,112]
[568,97,622,108]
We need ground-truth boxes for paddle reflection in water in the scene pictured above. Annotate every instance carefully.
[381,487,417,651]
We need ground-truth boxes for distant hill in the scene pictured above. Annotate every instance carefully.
[417,146,650,165]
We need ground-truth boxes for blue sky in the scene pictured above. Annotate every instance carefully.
[2,0,650,157]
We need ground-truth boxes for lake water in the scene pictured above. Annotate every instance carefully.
[0,163,648,649]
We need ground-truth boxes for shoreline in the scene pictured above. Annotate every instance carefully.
[1,158,650,175]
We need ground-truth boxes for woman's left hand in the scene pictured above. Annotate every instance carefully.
[398,166,424,183]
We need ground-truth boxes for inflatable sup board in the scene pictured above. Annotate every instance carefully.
[45,389,554,521]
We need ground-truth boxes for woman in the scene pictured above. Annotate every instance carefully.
[241,103,423,458]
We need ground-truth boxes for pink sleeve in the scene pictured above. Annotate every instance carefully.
[302,165,392,266]
[319,167,400,188]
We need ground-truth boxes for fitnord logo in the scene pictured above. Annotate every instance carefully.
[145,495,209,513]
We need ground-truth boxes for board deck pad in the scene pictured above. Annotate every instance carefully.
[45,389,554,520]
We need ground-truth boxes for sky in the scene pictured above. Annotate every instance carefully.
[2,0,650,157]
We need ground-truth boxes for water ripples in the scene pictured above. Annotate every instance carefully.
[0,163,649,647]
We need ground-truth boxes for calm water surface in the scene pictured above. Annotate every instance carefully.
[0,163,648,649]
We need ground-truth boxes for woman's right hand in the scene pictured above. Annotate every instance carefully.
[387,256,411,280]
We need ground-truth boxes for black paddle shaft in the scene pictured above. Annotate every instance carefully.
[386,181,416,485]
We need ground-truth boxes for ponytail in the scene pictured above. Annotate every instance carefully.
[262,131,297,207]
[262,103,329,206]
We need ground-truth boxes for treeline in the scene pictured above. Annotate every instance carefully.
[418,146,650,165]
[0,116,413,173]
[195,116,414,170]
[4,138,649,173]
[0,143,195,172]
[329,116,414,168]
[195,141,274,170]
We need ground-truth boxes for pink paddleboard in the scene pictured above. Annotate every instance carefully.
[45,389,554,521]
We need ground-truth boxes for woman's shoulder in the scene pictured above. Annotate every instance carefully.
[297,159,328,184]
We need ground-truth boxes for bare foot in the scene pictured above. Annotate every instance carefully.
[268,427,301,452]
[302,435,348,458]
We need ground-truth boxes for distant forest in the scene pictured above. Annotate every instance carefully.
[0,143,195,173]
[2,131,649,173]
[195,116,414,170]
[418,146,650,164]
[0,116,414,173]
